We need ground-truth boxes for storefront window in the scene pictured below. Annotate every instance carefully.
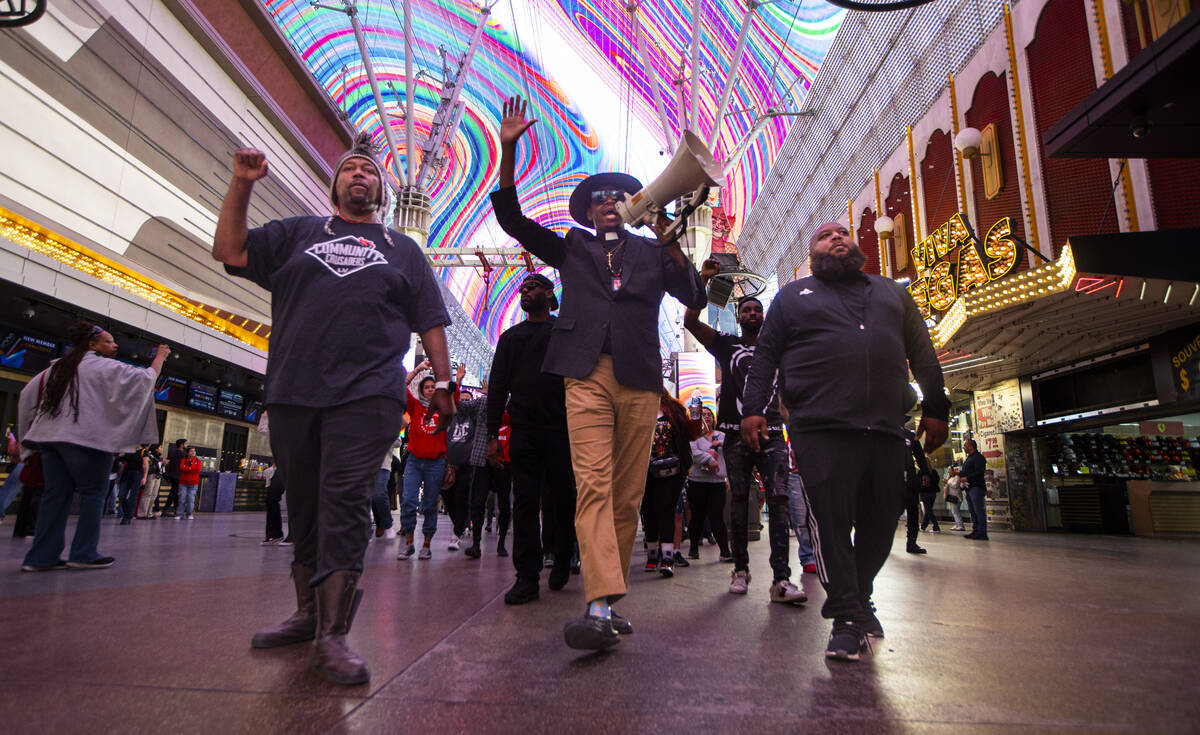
[1033,412,1200,533]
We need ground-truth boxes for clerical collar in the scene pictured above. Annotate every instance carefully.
[604,231,620,241]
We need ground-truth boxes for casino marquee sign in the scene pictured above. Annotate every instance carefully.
[906,213,1020,319]
[916,219,1200,352]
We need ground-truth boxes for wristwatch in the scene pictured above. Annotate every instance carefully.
[434,380,450,391]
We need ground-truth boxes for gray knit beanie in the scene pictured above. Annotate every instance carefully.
[323,131,396,247]
[329,132,390,214]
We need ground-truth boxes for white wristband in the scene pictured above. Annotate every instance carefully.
[434,381,451,391]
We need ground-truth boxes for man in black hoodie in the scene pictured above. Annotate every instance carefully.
[741,222,949,662]
[486,273,577,606]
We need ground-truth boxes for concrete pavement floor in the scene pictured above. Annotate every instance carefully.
[1,513,1198,733]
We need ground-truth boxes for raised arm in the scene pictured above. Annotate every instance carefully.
[406,359,431,385]
[499,96,536,190]
[212,149,269,267]
[683,257,720,348]
[491,96,566,267]
[149,344,170,377]
[653,215,705,310]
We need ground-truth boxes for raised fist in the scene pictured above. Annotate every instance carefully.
[233,148,269,182]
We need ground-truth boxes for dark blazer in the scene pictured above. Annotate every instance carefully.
[491,186,705,392]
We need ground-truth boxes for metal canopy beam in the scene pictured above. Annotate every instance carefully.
[707,2,757,151]
[314,0,407,186]
[403,0,416,184]
[628,1,676,154]
[422,247,546,269]
[688,0,702,130]
[415,2,495,189]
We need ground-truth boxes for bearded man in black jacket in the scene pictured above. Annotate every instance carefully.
[742,222,949,662]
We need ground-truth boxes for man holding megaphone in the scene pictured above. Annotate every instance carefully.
[490,95,707,652]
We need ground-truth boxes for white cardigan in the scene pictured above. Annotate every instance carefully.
[18,351,159,457]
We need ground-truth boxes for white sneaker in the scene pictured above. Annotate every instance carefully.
[418,546,432,560]
[383,527,397,539]
[186,515,195,520]
[729,569,750,594]
[769,579,808,605]
[448,535,461,551]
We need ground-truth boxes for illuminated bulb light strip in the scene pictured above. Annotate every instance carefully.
[931,298,967,349]
[931,243,1077,348]
[0,211,269,353]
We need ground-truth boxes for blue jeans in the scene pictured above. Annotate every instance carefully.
[401,456,445,539]
[23,442,113,566]
[786,473,815,566]
[177,484,198,517]
[966,485,988,536]
[0,462,24,519]
[371,468,393,529]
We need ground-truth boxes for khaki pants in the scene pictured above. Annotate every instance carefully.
[136,475,161,518]
[565,355,659,603]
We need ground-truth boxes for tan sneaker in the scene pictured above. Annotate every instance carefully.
[729,569,750,594]
[769,579,808,605]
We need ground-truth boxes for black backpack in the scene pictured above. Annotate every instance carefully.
[445,403,477,467]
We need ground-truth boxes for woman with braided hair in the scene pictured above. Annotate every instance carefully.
[17,322,168,572]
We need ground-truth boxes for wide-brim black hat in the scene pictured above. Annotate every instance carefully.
[568,172,643,228]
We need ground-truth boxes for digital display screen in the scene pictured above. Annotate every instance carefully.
[0,328,57,375]
[216,388,244,419]
[243,400,263,424]
[187,381,217,413]
[155,375,188,405]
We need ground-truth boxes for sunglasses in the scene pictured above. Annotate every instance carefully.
[590,189,626,205]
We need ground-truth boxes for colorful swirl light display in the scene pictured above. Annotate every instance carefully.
[676,350,717,414]
[262,0,842,345]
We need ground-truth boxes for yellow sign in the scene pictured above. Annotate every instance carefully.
[907,213,1019,318]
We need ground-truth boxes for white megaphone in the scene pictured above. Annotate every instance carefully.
[616,130,723,240]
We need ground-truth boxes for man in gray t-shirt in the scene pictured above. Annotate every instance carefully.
[213,134,454,687]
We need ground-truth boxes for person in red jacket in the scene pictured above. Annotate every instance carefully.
[176,447,202,520]
[398,361,459,560]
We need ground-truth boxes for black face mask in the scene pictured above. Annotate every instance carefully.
[811,245,867,281]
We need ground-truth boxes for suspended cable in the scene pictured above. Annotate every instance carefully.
[765,0,803,108]
[507,0,554,223]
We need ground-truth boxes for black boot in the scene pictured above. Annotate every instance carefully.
[465,532,482,559]
[309,571,368,686]
[251,564,316,648]
[548,557,571,591]
[504,576,539,605]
